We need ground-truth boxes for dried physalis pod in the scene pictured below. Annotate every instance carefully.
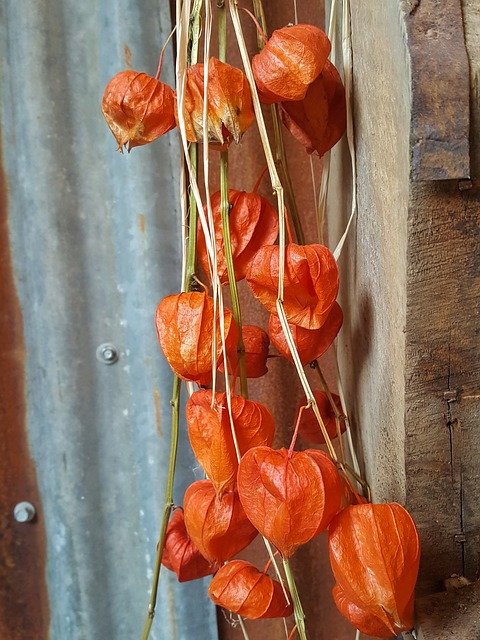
[102,70,176,152]
[332,584,401,638]
[219,325,270,379]
[238,446,342,557]
[281,59,346,157]
[246,243,339,330]
[155,291,238,386]
[209,560,293,619]
[161,508,219,582]
[183,480,258,565]
[252,24,331,104]
[329,503,420,636]
[178,58,254,147]
[294,390,345,445]
[197,190,278,284]
[186,390,275,495]
[268,301,343,365]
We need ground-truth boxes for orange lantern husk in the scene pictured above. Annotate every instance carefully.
[280,59,346,157]
[294,390,345,445]
[209,560,293,619]
[328,503,420,635]
[197,190,278,284]
[102,70,176,152]
[186,389,275,495]
[268,301,343,365]
[183,480,258,564]
[246,243,339,330]
[219,325,270,379]
[332,584,403,638]
[252,24,331,104]
[155,291,238,386]
[178,58,254,147]
[237,446,342,557]
[161,508,219,582]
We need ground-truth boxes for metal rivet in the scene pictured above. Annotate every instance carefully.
[13,501,36,523]
[96,343,119,365]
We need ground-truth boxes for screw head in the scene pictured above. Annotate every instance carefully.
[13,501,36,523]
[96,343,119,365]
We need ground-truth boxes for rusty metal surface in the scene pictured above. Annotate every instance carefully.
[0,131,50,640]
[402,0,471,180]
[0,1,217,638]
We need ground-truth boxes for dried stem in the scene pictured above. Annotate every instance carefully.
[282,558,307,640]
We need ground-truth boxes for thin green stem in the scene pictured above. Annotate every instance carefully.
[282,558,307,640]
[140,375,181,640]
[217,0,227,61]
[184,143,198,291]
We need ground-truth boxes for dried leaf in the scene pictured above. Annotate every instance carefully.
[183,480,258,564]
[186,390,275,494]
[246,243,339,330]
[328,503,420,634]
[281,59,346,156]
[268,301,343,364]
[161,508,219,582]
[209,560,293,619]
[252,24,331,104]
[197,190,278,284]
[332,584,399,638]
[155,291,238,386]
[219,325,270,379]
[238,446,342,557]
[102,70,176,152]
[179,58,254,146]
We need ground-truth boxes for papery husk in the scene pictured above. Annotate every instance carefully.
[102,70,176,152]
[178,58,255,147]
[161,508,219,582]
[197,190,278,284]
[183,480,258,564]
[246,243,339,330]
[155,291,238,386]
[252,24,331,104]
[219,325,270,379]
[209,559,293,619]
[237,446,342,557]
[332,584,405,638]
[268,301,343,364]
[328,503,420,634]
[293,390,345,445]
[186,389,275,494]
[281,59,346,156]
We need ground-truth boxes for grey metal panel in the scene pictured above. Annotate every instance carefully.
[0,1,218,638]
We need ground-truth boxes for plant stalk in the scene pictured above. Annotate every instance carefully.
[283,558,307,640]
[140,375,181,640]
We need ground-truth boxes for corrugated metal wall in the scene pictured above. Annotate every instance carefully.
[0,1,218,638]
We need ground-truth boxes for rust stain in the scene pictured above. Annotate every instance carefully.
[123,44,133,68]
[138,213,146,234]
[0,129,50,638]
[153,388,162,437]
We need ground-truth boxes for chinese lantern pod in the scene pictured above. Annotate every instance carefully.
[332,585,399,638]
[328,503,420,634]
[209,560,293,619]
[220,325,270,379]
[186,390,275,495]
[246,243,339,330]
[161,508,219,582]
[237,446,342,557]
[295,390,345,445]
[281,59,346,157]
[252,24,331,104]
[268,302,343,365]
[102,70,176,152]
[183,480,258,564]
[178,58,255,147]
[155,291,238,385]
[197,190,278,285]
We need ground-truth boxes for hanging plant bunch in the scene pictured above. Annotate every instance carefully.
[101,4,421,640]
